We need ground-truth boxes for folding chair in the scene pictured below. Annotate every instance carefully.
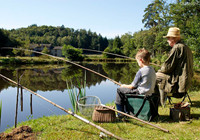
[167,92,192,105]
[125,93,159,121]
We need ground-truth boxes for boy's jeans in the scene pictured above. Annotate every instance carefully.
[115,87,139,105]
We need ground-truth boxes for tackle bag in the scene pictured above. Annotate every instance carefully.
[125,93,159,121]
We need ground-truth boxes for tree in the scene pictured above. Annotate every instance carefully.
[120,33,136,57]
[111,36,123,56]
[169,0,200,68]
[24,39,32,56]
[132,29,157,56]
[62,45,84,61]
[0,29,9,49]
[0,29,19,56]
[169,0,200,32]
[142,0,171,29]
[8,25,109,52]
[154,29,169,53]
[42,47,49,54]
[103,37,123,58]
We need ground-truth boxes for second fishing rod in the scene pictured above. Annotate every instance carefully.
[2,47,121,86]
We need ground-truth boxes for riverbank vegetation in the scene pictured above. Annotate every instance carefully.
[2,90,200,139]
[0,55,135,64]
[0,56,63,64]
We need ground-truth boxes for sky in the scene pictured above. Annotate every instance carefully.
[0,0,153,38]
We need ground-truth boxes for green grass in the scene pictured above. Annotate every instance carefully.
[0,56,63,64]
[3,91,200,140]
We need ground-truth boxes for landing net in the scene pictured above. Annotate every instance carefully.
[77,96,101,117]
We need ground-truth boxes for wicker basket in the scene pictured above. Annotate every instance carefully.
[92,106,116,123]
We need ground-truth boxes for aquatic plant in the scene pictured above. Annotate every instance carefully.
[66,72,86,113]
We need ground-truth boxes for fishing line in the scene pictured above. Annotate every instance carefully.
[80,48,161,67]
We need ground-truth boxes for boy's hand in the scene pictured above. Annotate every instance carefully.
[120,84,126,88]
[120,84,134,89]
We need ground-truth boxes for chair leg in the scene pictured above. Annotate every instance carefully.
[181,95,186,103]
[181,93,192,105]
[167,96,172,105]
[186,93,192,105]
[187,95,192,105]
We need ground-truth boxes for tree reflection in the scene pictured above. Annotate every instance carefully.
[0,63,199,92]
[102,62,139,84]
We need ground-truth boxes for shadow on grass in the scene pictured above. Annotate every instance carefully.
[154,115,172,123]
[64,126,99,136]
[157,113,200,121]
[190,100,200,108]
[191,114,200,119]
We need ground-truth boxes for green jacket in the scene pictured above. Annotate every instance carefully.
[159,41,193,93]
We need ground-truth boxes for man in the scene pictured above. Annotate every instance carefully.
[156,27,193,106]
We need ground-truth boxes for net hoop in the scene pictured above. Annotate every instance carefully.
[77,96,101,117]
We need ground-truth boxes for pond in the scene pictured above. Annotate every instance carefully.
[0,62,158,132]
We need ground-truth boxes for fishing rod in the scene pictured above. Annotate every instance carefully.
[80,48,134,60]
[0,74,125,140]
[2,47,121,86]
[1,47,169,133]
[101,104,169,133]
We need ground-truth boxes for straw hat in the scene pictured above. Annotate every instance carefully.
[163,27,181,38]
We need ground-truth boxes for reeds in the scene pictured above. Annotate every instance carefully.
[66,77,86,113]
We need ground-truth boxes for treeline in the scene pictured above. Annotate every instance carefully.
[104,0,200,69]
[0,24,108,55]
[0,29,20,55]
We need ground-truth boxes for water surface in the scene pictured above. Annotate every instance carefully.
[0,62,142,132]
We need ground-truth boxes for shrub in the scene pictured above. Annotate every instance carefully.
[62,45,84,61]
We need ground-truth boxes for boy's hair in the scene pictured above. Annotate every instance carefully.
[135,48,151,63]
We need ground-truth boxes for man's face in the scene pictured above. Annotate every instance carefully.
[167,37,176,47]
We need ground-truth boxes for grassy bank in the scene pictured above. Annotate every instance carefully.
[0,56,64,64]
[84,54,134,63]
[3,90,200,140]
[0,55,134,64]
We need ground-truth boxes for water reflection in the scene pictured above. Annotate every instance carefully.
[14,85,19,128]
[0,62,159,132]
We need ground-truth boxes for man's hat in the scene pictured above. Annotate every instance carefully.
[163,27,181,38]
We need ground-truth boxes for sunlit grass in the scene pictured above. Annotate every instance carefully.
[0,56,63,64]
[3,91,200,139]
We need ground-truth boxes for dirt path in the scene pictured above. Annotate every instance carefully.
[0,126,36,140]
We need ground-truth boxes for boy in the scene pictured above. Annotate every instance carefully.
[115,48,156,114]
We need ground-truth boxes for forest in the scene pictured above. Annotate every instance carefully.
[0,0,200,69]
